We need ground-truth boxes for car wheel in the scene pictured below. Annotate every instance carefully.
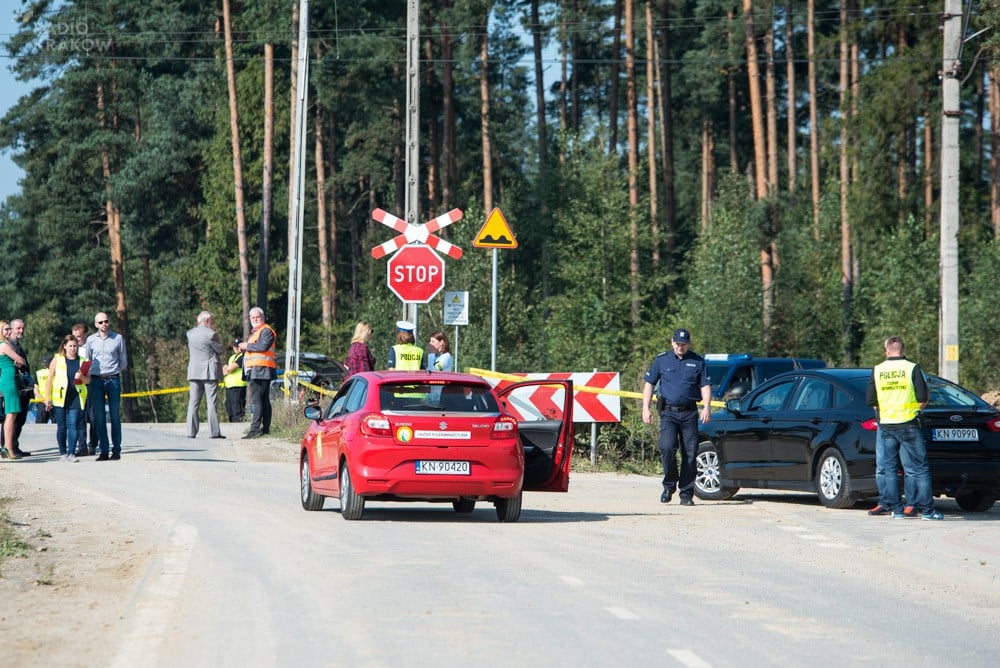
[339,462,365,520]
[815,448,854,508]
[300,454,325,511]
[694,441,739,501]
[954,491,997,512]
[494,492,522,522]
[453,499,476,513]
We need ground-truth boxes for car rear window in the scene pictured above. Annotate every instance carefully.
[926,376,987,409]
[379,383,500,413]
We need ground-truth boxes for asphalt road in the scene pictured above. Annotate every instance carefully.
[5,423,1000,667]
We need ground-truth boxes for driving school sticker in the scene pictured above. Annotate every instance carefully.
[396,426,414,442]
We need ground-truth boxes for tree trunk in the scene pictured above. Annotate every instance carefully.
[785,0,796,191]
[765,23,778,195]
[97,70,136,421]
[315,105,331,330]
[424,35,439,211]
[441,7,456,208]
[700,118,715,233]
[657,0,676,279]
[990,67,1000,239]
[559,7,568,143]
[258,42,274,309]
[645,1,659,271]
[839,0,855,365]
[223,0,251,335]
[625,0,640,327]
[727,9,738,175]
[743,0,774,339]
[571,0,581,132]
[924,90,935,236]
[480,31,493,213]
[808,0,820,236]
[609,0,622,153]
[532,0,547,171]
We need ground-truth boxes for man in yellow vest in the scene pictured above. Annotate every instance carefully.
[222,338,247,422]
[387,321,424,370]
[238,307,276,438]
[865,335,942,520]
[34,356,53,424]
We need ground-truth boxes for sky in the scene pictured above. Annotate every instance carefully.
[0,0,32,203]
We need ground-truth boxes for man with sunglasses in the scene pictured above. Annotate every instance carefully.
[86,312,128,461]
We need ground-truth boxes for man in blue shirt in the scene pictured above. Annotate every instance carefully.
[641,328,712,506]
[86,311,128,460]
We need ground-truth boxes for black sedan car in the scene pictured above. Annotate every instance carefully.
[695,368,1000,511]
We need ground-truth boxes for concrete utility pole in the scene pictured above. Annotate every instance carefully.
[939,1,961,383]
[403,0,420,329]
[285,0,309,395]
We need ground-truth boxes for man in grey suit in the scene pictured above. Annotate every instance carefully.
[186,311,226,438]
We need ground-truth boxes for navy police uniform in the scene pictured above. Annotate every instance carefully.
[644,343,710,501]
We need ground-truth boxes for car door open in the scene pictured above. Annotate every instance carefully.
[495,379,575,492]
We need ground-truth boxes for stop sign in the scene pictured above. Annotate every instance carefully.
[387,245,446,303]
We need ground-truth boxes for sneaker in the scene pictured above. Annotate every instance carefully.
[66,454,79,463]
[891,512,905,519]
[867,505,890,516]
[903,505,916,518]
[58,454,68,462]
[660,491,673,504]
[920,510,944,521]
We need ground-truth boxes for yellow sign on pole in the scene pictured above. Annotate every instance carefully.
[473,207,518,249]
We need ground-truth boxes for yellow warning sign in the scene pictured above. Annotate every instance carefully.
[473,207,518,249]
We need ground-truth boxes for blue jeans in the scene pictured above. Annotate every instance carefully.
[875,424,935,513]
[91,375,122,455]
[658,410,699,498]
[54,400,84,456]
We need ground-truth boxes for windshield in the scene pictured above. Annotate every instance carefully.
[925,376,987,409]
[379,383,500,413]
[705,362,732,394]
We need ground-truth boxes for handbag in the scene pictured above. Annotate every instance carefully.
[15,369,34,395]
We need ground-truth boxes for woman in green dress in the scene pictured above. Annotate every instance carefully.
[0,320,28,459]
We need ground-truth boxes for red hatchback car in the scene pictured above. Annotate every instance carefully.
[298,371,574,522]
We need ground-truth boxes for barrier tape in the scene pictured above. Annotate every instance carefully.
[466,367,725,410]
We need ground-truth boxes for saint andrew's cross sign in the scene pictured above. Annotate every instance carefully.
[372,208,464,304]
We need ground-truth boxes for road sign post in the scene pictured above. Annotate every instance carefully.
[387,245,446,304]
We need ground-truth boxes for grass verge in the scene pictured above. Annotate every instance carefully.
[0,496,32,576]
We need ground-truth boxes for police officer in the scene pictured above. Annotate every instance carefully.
[387,321,424,370]
[865,335,942,520]
[222,338,247,422]
[641,328,712,506]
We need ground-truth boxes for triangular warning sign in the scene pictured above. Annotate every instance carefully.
[473,208,518,249]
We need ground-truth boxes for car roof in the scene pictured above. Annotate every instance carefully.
[351,370,493,386]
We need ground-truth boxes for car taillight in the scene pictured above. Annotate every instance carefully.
[861,418,878,431]
[360,413,392,437]
[492,416,518,439]
[985,416,1000,433]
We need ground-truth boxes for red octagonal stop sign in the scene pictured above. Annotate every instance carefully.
[387,245,445,303]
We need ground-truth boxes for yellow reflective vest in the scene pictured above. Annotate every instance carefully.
[873,358,920,424]
[391,343,424,370]
[50,355,88,410]
[224,352,247,388]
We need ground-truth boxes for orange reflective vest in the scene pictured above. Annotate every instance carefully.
[245,324,277,369]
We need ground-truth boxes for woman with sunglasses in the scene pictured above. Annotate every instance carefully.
[0,320,28,459]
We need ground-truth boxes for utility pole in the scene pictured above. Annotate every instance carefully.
[938,2,961,383]
[285,0,309,396]
[403,0,420,330]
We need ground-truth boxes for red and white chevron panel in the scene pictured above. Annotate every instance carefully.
[489,372,621,423]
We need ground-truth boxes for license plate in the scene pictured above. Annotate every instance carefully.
[415,460,471,475]
[931,428,978,442]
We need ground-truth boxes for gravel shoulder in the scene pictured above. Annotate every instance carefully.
[0,424,298,668]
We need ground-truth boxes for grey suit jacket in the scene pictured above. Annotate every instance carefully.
[187,325,225,381]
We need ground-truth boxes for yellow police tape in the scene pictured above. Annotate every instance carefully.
[466,367,725,410]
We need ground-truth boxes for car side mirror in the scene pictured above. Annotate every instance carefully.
[725,398,743,415]
[304,405,322,422]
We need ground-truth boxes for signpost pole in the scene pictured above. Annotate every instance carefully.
[490,248,498,371]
